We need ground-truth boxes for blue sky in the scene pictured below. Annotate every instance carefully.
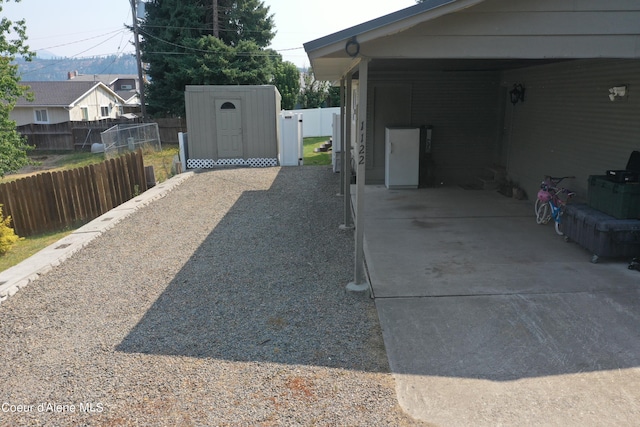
[2,0,417,67]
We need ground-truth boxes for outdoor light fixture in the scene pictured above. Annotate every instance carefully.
[609,85,628,101]
[509,83,526,105]
[345,37,360,58]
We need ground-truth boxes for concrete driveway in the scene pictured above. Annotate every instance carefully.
[363,185,640,426]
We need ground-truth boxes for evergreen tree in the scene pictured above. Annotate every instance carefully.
[0,0,33,176]
[218,0,274,48]
[140,0,280,117]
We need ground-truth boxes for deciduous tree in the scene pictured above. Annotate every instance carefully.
[0,0,33,176]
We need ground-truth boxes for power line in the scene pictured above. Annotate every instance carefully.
[35,29,124,53]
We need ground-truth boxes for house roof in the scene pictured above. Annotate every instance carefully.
[69,74,138,86]
[16,81,125,108]
[303,0,460,53]
[303,0,484,80]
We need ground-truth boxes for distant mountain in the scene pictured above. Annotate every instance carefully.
[32,50,57,60]
[14,55,138,81]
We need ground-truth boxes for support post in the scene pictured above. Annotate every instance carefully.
[340,73,353,230]
[346,59,370,293]
[337,78,345,196]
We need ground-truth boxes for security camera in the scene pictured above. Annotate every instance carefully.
[609,85,628,101]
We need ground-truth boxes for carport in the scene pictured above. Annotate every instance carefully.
[304,1,640,424]
[303,0,640,289]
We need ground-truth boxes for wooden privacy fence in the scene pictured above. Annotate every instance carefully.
[0,150,147,237]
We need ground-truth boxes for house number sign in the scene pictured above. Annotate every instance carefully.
[358,120,365,165]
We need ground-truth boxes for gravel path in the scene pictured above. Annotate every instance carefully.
[0,167,424,426]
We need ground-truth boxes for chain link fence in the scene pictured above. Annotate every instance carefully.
[101,123,161,159]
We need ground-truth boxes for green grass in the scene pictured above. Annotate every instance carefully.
[143,145,180,183]
[303,136,332,166]
[0,229,73,272]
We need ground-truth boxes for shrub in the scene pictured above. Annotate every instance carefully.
[0,205,20,255]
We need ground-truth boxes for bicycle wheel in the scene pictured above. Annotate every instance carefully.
[534,198,544,216]
[536,201,551,224]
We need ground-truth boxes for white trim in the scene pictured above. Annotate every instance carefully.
[187,158,278,168]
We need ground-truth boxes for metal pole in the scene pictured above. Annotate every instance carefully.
[130,0,147,120]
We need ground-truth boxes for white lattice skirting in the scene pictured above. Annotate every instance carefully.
[187,158,279,169]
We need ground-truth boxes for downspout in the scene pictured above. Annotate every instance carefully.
[346,58,370,293]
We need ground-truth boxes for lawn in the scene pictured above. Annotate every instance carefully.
[303,136,332,166]
[0,229,72,272]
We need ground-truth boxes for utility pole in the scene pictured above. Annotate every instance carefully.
[213,0,219,38]
[130,0,147,120]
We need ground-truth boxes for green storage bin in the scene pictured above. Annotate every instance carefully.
[588,175,640,219]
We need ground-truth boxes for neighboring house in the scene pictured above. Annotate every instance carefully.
[304,0,640,200]
[11,81,127,126]
[67,72,141,116]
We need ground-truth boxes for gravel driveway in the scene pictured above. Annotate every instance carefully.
[0,167,423,426]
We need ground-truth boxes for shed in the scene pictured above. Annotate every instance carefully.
[185,85,281,168]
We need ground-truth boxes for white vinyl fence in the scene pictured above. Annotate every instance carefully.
[286,107,340,137]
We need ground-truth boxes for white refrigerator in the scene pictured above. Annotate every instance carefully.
[385,127,420,189]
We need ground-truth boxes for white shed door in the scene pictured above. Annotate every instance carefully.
[216,99,243,158]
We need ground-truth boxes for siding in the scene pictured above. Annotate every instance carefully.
[11,107,71,126]
[366,70,501,184]
[185,85,280,160]
[501,59,640,200]
[362,0,640,60]
[185,88,217,159]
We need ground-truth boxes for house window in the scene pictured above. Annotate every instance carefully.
[34,109,49,123]
[120,84,133,90]
[81,107,89,121]
[220,102,236,110]
[100,106,110,117]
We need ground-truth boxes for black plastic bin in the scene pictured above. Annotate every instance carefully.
[606,150,640,183]
[561,203,640,263]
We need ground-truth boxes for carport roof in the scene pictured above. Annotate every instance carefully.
[304,0,640,81]
[303,0,480,80]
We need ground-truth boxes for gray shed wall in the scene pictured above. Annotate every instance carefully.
[185,85,281,161]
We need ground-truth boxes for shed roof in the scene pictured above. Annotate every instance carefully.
[16,81,124,108]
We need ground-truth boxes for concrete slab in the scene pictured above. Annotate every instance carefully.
[362,186,638,297]
[361,185,640,425]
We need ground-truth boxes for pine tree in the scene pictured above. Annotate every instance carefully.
[140,0,289,117]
